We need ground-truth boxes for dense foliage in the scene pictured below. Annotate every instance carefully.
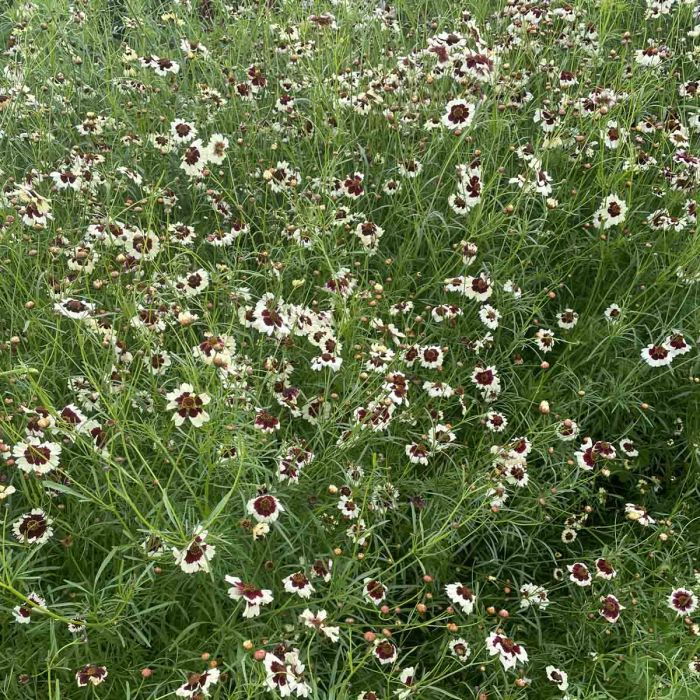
[0,1,698,698]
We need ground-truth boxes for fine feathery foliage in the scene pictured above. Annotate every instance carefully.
[0,0,699,699]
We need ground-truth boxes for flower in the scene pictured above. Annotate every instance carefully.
[165,383,211,427]
[668,588,697,615]
[11,437,61,475]
[595,558,617,580]
[599,594,624,623]
[299,608,340,642]
[445,583,476,614]
[75,664,108,687]
[396,667,416,699]
[225,576,274,617]
[175,667,220,697]
[263,646,310,697]
[363,579,388,605]
[448,637,471,662]
[247,493,284,523]
[373,639,398,665]
[13,592,46,624]
[283,572,315,599]
[641,343,673,367]
[13,509,53,545]
[54,298,95,320]
[172,528,216,574]
[170,119,197,143]
[625,503,655,526]
[486,632,528,670]
[545,666,569,691]
[442,99,476,130]
[0,484,17,500]
[567,562,592,586]
[519,583,550,610]
[594,194,627,229]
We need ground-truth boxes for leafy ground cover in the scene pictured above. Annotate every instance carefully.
[0,0,698,698]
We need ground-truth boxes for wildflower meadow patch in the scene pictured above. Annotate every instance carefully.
[0,0,698,698]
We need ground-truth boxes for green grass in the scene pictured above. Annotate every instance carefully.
[0,0,698,698]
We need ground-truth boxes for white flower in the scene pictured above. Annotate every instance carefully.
[247,494,284,523]
[445,582,476,614]
[226,576,273,618]
[299,608,340,642]
[546,665,569,691]
[165,383,211,427]
[172,528,216,574]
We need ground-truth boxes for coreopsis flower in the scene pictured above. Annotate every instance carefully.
[641,343,673,367]
[427,424,456,451]
[170,119,197,143]
[225,576,274,618]
[604,304,622,322]
[180,139,207,177]
[247,493,284,523]
[619,439,638,457]
[557,308,579,329]
[264,646,310,697]
[405,442,431,465]
[0,484,17,500]
[625,503,656,526]
[338,495,360,520]
[254,410,280,433]
[283,572,315,598]
[299,609,340,642]
[445,583,476,614]
[13,509,53,545]
[595,558,617,580]
[172,528,216,574]
[561,528,577,544]
[574,438,597,470]
[668,588,697,615]
[486,632,528,670]
[149,56,180,75]
[594,194,627,229]
[204,133,229,164]
[54,298,95,320]
[442,99,476,130]
[423,381,454,398]
[165,383,211,427]
[252,294,291,338]
[665,332,692,356]
[11,437,61,475]
[534,328,555,353]
[373,639,398,665]
[124,229,160,261]
[396,667,416,699]
[175,667,220,698]
[519,583,550,610]
[599,594,624,623]
[75,664,108,687]
[363,579,388,605]
[545,666,569,691]
[689,660,700,676]
[557,418,579,442]
[13,592,46,624]
[448,637,471,662]
[479,304,501,329]
[68,619,86,636]
[342,172,365,198]
[311,559,333,583]
[485,411,508,433]
[568,562,592,586]
[142,534,165,558]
